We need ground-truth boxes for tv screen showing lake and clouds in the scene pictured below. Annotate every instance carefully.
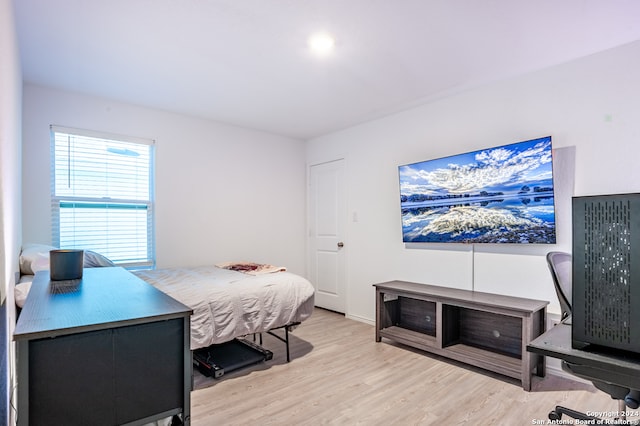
[399,136,556,244]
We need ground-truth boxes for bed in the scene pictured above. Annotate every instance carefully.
[132,264,315,353]
[16,245,315,361]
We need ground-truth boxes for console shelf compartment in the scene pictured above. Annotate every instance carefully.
[374,280,548,391]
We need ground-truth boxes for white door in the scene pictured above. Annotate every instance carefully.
[308,159,347,313]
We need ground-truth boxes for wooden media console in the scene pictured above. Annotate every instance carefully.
[374,280,548,391]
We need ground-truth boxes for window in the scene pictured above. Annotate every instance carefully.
[51,126,155,268]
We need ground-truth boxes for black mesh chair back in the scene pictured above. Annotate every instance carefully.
[546,251,572,320]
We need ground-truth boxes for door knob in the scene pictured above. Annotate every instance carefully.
[337,242,344,248]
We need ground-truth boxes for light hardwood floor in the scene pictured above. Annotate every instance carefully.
[191,308,635,425]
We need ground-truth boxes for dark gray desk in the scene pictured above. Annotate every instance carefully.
[527,320,640,390]
[14,267,193,426]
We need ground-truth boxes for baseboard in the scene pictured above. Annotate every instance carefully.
[345,313,374,326]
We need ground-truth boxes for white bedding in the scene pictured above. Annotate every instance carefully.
[15,275,34,308]
[133,266,315,350]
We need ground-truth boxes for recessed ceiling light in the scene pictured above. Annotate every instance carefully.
[308,33,335,55]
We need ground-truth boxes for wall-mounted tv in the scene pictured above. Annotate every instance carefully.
[398,136,556,244]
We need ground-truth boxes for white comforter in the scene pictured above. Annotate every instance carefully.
[133,266,315,350]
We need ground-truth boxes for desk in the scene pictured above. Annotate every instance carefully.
[527,320,640,391]
[14,267,193,426]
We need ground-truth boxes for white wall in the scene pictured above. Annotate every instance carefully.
[1,0,22,423]
[22,85,308,275]
[307,41,640,322]
[0,0,22,303]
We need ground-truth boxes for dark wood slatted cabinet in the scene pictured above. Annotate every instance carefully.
[14,267,193,426]
[374,280,548,391]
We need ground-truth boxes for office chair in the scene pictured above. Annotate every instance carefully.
[546,251,640,423]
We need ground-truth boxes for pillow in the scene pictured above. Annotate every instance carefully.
[19,243,57,275]
[14,275,34,308]
[83,250,115,268]
[20,244,115,274]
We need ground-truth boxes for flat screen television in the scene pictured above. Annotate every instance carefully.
[398,136,556,244]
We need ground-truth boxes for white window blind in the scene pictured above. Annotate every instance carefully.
[50,126,155,268]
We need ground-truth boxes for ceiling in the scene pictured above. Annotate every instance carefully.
[13,0,640,140]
